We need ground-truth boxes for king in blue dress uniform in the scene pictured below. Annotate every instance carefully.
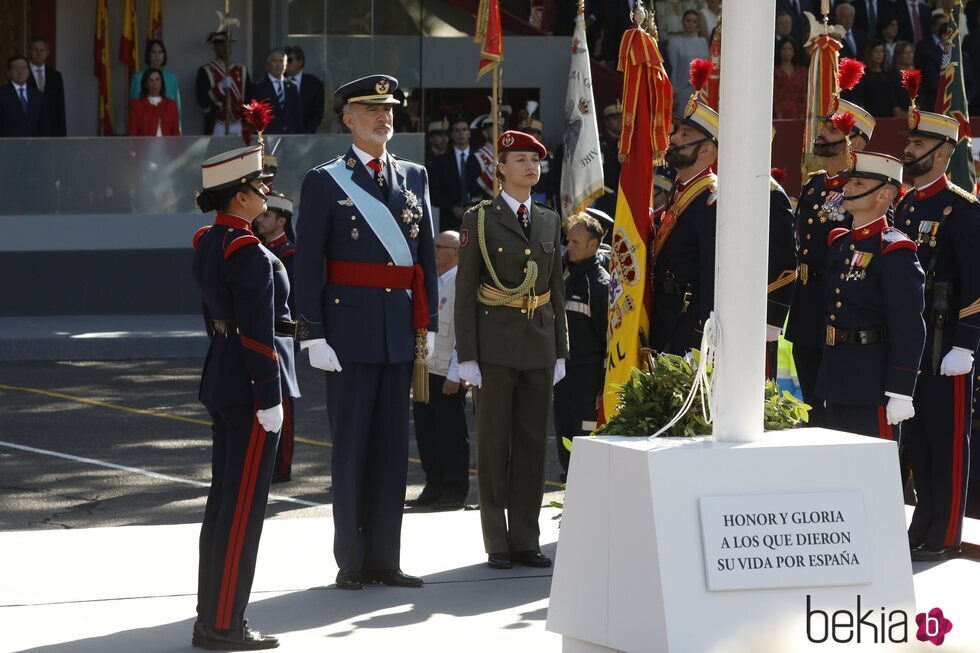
[294,74,438,589]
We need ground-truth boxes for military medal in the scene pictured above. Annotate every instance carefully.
[338,197,354,206]
[916,220,940,247]
[817,192,846,223]
[846,251,873,280]
[409,223,419,239]
[351,227,359,240]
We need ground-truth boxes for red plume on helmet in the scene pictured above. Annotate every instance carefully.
[837,58,865,91]
[241,100,276,147]
[689,59,713,93]
[900,69,922,105]
[770,168,787,186]
[831,111,857,137]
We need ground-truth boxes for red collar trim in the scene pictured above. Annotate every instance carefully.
[675,165,713,192]
[852,216,888,241]
[825,173,846,190]
[914,175,949,200]
[267,233,288,248]
[215,213,253,231]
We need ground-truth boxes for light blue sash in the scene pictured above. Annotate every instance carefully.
[324,157,412,267]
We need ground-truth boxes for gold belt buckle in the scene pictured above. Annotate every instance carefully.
[825,326,836,346]
[800,264,809,285]
[525,294,538,319]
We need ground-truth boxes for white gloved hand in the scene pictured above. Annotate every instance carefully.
[256,403,284,433]
[885,395,915,426]
[458,360,482,388]
[553,358,567,385]
[766,325,782,342]
[218,76,234,91]
[940,347,974,376]
[308,339,343,372]
[426,331,436,356]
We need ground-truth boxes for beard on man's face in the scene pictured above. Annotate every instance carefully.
[664,142,700,170]
[813,138,844,158]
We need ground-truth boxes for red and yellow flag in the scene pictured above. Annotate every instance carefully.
[94,0,114,135]
[119,0,140,75]
[801,33,840,176]
[704,15,721,110]
[475,0,502,80]
[599,27,672,423]
[147,0,163,43]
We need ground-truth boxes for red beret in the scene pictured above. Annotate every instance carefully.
[497,130,547,158]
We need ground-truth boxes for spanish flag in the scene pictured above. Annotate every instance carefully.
[599,26,672,423]
[147,0,163,43]
[119,0,140,75]
[475,0,502,80]
[94,0,114,135]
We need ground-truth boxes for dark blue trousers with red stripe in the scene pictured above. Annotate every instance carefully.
[197,402,279,632]
[906,372,973,548]
[274,396,294,479]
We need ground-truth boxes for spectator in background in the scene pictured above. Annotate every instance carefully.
[846,0,883,36]
[247,49,302,134]
[595,101,623,217]
[130,40,181,131]
[836,3,867,59]
[656,0,701,41]
[852,40,902,117]
[699,0,721,41]
[668,10,709,116]
[553,213,609,476]
[595,0,635,66]
[878,14,901,67]
[409,230,470,511]
[283,45,325,134]
[775,10,794,42]
[25,37,64,136]
[895,0,931,44]
[0,55,48,137]
[962,1,980,113]
[773,37,808,119]
[913,10,947,112]
[431,117,482,232]
[128,68,180,136]
[777,0,818,44]
[425,118,449,170]
[521,117,559,209]
[891,40,916,117]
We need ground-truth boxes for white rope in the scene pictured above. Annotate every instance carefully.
[646,311,721,440]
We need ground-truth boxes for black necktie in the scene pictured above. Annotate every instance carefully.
[518,204,530,237]
[368,158,388,200]
[18,87,28,113]
[459,151,469,204]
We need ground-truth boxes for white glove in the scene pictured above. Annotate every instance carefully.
[553,358,567,385]
[458,360,482,388]
[256,403,284,433]
[940,347,974,376]
[885,395,915,426]
[218,76,234,91]
[766,325,782,342]
[308,339,343,372]
[426,331,436,356]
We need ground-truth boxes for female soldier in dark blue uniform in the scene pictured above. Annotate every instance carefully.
[191,145,298,650]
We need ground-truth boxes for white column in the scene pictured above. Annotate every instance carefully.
[712,0,777,442]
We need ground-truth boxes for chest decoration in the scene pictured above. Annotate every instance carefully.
[817,192,846,223]
[845,251,873,281]
[401,188,424,239]
[351,227,360,241]
[916,220,940,248]
[338,197,354,206]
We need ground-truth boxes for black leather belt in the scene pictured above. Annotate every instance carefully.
[656,275,698,297]
[825,326,887,346]
[213,319,298,339]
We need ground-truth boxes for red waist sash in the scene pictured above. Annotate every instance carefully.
[326,260,429,330]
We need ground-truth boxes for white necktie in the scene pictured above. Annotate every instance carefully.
[36,68,45,92]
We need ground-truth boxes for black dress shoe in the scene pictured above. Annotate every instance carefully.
[512,550,553,568]
[487,553,513,569]
[335,569,364,590]
[270,473,291,484]
[202,621,279,650]
[192,619,206,647]
[430,493,466,510]
[405,487,442,507]
[911,544,961,562]
[362,569,424,587]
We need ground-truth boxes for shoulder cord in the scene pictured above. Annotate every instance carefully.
[475,200,540,305]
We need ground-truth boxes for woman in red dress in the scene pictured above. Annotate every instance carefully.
[773,36,808,120]
[128,67,180,136]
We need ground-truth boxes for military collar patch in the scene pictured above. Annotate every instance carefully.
[346,157,357,169]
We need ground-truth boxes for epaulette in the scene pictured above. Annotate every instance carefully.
[224,234,261,259]
[192,226,211,249]
[314,155,343,171]
[828,227,849,246]
[806,169,827,180]
[948,183,978,204]
[881,227,917,254]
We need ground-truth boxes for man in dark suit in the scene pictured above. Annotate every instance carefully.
[294,74,438,590]
[284,45,324,134]
[248,49,302,134]
[595,0,635,65]
[835,3,867,59]
[430,117,482,232]
[914,11,946,112]
[837,0,885,37]
[895,0,931,44]
[777,0,819,44]
[0,55,48,137]
[25,37,65,136]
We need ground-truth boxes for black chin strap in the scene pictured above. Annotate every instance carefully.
[814,137,846,149]
[843,180,888,201]
[903,138,947,169]
[666,136,712,154]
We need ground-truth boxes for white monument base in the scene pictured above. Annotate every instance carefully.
[546,429,916,653]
